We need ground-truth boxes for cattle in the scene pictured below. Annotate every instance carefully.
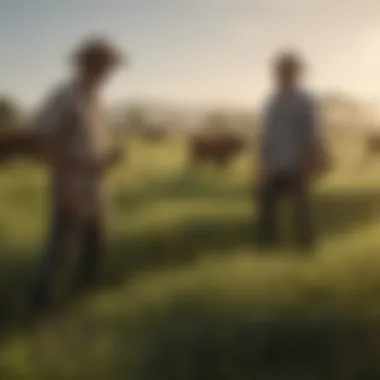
[0,129,48,164]
[140,127,168,143]
[0,129,126,170]
[188,131,248,169]
[365,133,380,154]
[359,132,380,168]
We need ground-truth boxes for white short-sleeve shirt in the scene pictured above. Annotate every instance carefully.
[260,89,320,173]
[33,80,109,211]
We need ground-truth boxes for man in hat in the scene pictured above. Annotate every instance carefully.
[31,36,126,312]
[256,50,326,251]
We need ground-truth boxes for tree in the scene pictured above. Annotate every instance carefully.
[0,96,23,165]
[0,96,21,129]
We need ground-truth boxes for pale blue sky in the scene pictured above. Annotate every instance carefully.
[1,0,380,109]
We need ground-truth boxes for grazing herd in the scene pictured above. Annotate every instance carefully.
[0,125,380,173]
[188,130,247,169]
[0,129,42,163]
[140,126,169,144]
[0,126,250,170]
[364,133,380,156]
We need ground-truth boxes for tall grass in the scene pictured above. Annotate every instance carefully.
[0,135,380,379]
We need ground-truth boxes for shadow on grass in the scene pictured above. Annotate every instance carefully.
[113,175,249,213]
[0,251,36,334]
[105,185,380,290]
[103,216,253,289]
[1,179,380,340]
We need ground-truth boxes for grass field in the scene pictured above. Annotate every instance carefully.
[1,135,380,379]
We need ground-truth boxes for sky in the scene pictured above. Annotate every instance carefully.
[1,0,380,109]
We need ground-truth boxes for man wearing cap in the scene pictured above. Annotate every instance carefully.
[256,50,327,250]
[31,36,125,312]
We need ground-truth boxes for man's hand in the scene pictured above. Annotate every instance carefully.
[302,144,331,183]
[89,146,125,177]
[256,155,268,184]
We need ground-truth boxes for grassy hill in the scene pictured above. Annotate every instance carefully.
[0,135,380,379]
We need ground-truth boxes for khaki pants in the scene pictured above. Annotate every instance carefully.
[32,199,106,312]
[256,171,314,250]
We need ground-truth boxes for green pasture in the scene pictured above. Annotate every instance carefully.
[0,135,380,379]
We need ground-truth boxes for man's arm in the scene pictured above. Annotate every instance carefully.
[302,95,328,176]
[257,102,272,175]
[87,146,124,177]
[33,87,89,215]
[33,89,76,174]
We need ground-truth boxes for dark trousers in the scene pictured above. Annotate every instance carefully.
[256,171,314,249]
[32,202,106,312]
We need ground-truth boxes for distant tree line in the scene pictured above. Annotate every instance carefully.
[0,95,22,130]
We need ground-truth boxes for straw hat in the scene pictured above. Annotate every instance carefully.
[72,36,125,67]
[273,50,304,72]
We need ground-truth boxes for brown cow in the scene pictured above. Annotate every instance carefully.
[141,127,168,143]
[0,129,53,165]
[0,129,37,157]
[0,129,126,172]
[359,132,380,168]
[188,131,248,169]
[365,133,380,153]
